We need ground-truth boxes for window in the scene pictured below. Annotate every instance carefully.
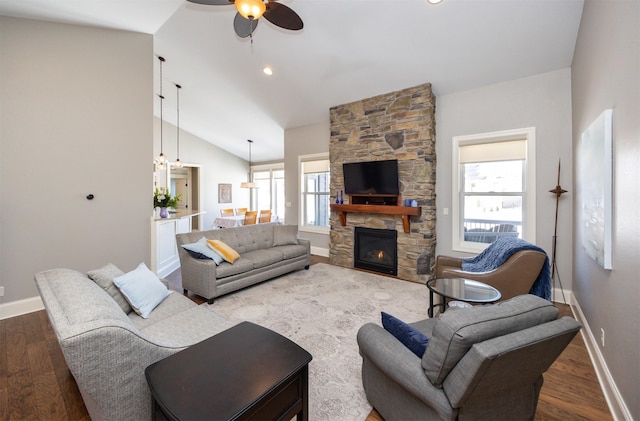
[452,128,536,253]
[300,154,330,233]
[251,164,285,221]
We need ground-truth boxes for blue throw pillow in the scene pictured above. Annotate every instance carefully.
[381,312,430,357]
[181,237,224,265]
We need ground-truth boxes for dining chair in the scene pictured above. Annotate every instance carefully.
[258,210,272,223]
[220,208,234,217]
[235,207,248,216]
[243,211,258,225]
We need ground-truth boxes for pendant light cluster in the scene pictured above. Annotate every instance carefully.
[156,56,167,171]
[155,55,184,171]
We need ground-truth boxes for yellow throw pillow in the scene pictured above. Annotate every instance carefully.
[206,239,240,264]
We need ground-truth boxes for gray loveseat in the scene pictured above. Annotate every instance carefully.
[357,295,582,420]
[176,224,310,304]
[35,266,235,421]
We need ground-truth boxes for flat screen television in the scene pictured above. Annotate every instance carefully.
[343,159,400,195]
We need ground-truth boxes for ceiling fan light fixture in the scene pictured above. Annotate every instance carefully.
[235,0,266,20]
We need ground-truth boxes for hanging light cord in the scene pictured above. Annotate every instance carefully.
[158,56,165,162]
[176,83,181,165]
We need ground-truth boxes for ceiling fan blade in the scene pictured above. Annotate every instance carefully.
[233,13,259,38]
[263,2,303,31]
[186,0,232,5]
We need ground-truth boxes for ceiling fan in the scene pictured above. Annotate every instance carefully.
[187,0,303,39]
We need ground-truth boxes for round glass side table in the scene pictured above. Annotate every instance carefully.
[426,278,501,317]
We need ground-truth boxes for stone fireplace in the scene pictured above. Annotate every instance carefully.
[329,83,436,283]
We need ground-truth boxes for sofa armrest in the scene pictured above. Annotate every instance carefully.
[61,324,192,420]
[357,323,452,418]
[297,237,311,253]
[177,247,218,298]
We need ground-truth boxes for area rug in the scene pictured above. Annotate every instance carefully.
[209,263,430,420]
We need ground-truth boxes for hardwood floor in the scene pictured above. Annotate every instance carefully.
[1,257,611,420]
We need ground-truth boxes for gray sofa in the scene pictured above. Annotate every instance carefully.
[357,295,582,420]
[35,266,236,421]
[176,223,310,304]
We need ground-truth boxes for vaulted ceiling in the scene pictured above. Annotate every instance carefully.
[0,0,584,161]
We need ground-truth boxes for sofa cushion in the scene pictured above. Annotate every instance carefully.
[216,258,255,278]
[274,244,307,259]
[87,263,132,314]
[138,305,235,347]
[422,294,558,386]
[382,312,430,357]
[207,239,241,264]
[114,263,171,319]
[273,224,299,246]
[214,224,275,254]
[241,249,284,269]
[182,237,224,264]
[128,292,197,330]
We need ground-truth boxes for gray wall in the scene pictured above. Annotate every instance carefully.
[284,122,330,253]
[0,17,153,306]
[435,68,574,292]
[571,0,639,418]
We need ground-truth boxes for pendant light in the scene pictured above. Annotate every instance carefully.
[173,83,183,169]
[240,139,257,188]
[156,56,167,171]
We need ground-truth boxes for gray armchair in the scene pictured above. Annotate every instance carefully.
[357,295,581,420]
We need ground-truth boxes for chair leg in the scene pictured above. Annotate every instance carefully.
[183,289,188,294]
[305,265,310,270]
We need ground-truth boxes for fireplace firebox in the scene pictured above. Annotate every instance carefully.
[354,227,398,276]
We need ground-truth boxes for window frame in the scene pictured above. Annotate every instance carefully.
[251,163,285,222]
[299,153,330,234]
[452,128,536,253]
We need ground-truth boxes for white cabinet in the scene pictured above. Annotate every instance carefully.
[151,214,194,278]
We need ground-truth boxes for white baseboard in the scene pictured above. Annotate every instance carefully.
[311,246,329,258]
[0,296,44,320]
[571,297,632,420]
[551,285,573,305]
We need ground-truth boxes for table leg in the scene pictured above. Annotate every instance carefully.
[297,365,309,421]
[428,290,434,318]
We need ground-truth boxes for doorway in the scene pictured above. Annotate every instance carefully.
[167,164,202,231]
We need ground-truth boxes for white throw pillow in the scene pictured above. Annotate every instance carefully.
[113,263,171,318]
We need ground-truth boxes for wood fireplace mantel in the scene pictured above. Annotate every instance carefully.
[330,203,421,233]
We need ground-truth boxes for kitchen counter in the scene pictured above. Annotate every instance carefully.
[152,209,205,222]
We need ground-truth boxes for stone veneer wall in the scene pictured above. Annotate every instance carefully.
[329,83,436,283]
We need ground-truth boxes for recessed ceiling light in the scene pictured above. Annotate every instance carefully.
[263,66,273,76]
[428,0,443,4]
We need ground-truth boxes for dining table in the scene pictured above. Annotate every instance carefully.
[213,214,278,229]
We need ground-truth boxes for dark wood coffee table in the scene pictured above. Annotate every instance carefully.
[145,321,313,421]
